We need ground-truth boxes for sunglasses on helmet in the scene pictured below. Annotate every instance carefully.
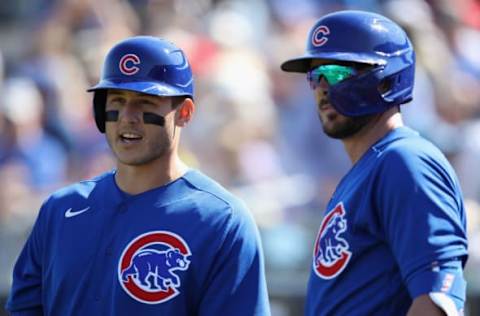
[307,64,357,89]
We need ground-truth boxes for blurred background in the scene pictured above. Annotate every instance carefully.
[0,0,479,315]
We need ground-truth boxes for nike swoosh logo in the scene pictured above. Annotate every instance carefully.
[65,207,91,218]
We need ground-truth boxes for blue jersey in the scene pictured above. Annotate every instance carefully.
[6,169,271,316]
[307,127,468,315]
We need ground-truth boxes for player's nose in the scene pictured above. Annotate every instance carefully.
[314,76,329,97]
[118,102,142,124]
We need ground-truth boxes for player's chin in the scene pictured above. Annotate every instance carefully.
[323,117,367,139]
[113,147,144,163]
[323,125,349,139]
[318,111,340,127]
[117,148,167,166]
[117,155,150,166]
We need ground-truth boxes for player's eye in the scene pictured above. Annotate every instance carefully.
[106,97,125,110]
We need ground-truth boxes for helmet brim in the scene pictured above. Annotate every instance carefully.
[87,79,193,98]
[280,52,386,73]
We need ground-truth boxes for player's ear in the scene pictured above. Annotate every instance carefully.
[175,98,195,127]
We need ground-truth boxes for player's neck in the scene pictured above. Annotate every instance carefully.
[114,155,189,195]
[342,108,403,164]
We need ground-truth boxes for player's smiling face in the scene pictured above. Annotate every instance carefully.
[105,89,176,166]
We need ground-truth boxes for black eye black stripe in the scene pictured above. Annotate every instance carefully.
[105,110,119,122]
[105,111,165,126]
[142,112,165,126]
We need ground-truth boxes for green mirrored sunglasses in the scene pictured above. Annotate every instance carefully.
[307,64,357,88]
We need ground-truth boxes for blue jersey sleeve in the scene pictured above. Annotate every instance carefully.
[197,204,270,316]
[6,199,50,315]
[375,147,468,305]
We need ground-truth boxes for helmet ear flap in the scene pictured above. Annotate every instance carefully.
[378,78,393,96]
[379,61,415,105]
[93,90,107,133]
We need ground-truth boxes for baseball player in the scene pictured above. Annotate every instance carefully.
[6,36,271,315]
[280,11,468,316]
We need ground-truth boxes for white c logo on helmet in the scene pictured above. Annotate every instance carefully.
[119,54,140,75]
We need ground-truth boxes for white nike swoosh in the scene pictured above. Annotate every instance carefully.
[65,207,91,218]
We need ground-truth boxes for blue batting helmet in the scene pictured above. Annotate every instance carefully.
[88,36,194,132]
[281,10,415,117]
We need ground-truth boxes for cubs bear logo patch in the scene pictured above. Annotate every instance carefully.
[313,202,351,279]
[118,230,192,304]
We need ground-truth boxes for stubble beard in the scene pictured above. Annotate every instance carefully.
[320,111,375,139]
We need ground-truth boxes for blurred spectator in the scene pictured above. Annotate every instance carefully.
[2,77,68,190]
